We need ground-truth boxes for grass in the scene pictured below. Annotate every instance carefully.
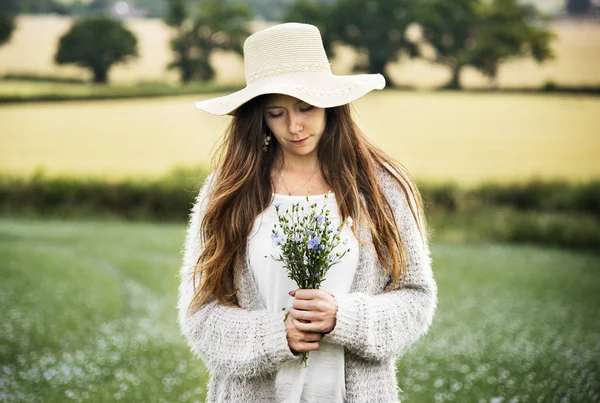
[0,218,209,402]
[0,80,242,103]
[0,217,598,402]
[397,243,600,402]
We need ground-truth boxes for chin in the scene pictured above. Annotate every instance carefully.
[294,148,317,156]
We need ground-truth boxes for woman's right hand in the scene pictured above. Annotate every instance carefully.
[285,312,322,355]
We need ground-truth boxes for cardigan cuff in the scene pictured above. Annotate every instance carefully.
[262,311,297,369]
[322,292,363,347]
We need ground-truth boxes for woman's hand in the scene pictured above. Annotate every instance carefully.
[288,289,338,334]
[285,311,322,355]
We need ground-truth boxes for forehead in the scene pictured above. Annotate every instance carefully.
[264,94,305,107]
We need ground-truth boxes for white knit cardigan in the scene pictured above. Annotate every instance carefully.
[177,166,438,402]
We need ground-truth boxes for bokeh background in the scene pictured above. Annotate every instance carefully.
[0,0,599,402]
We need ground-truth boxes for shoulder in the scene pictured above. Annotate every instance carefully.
[373,161,426,233]
[375,162,416,206]
[194,170,218,201]
[201,170,218,192]
[187,171,218,221]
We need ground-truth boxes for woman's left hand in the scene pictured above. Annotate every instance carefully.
[288,289,338,334]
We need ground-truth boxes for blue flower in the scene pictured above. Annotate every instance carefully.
[271,231,285,247]
[343,238,349,246]
[305,229,313,236]
[307,236,321,250]
[274,202,281,209]
[316,214,325,223]
[294,235,302,243]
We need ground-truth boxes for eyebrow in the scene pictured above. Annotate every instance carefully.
[264,100,304,110]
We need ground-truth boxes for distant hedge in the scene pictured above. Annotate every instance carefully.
[1,168,599,250]
[0,167,209,221]
[419,180,600,219]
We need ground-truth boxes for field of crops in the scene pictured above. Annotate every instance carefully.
[1,217,598,402]
[1,91,599,186]
[0,16,599,88]
[1,16,599,186]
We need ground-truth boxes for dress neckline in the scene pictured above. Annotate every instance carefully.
[272,192,335,199]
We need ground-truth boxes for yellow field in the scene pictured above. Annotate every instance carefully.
[1,91,598,186]
[0,16,599,88]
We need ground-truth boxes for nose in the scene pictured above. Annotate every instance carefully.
[288,112,303,135]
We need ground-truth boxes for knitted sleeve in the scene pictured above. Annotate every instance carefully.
[177,172,297,378]
[323,167,438,361]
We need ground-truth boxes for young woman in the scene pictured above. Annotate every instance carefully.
[178,22,437,402]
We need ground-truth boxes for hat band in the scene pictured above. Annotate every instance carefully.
[246,60,331,84]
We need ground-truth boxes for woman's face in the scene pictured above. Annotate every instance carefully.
[263,94,326,159]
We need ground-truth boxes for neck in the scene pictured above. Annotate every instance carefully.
[275,149,318,173]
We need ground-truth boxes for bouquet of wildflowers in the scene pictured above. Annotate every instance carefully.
[269,191,352,367]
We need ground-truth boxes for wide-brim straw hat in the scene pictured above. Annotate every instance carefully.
[194,22,386,116]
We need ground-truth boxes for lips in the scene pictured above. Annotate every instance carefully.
[291,138,308,144]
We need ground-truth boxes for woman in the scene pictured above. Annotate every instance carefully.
[178,22,437,402]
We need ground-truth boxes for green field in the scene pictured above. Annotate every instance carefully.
[0,218,598,402]
[1,91,599,186]
[0,80,237,102]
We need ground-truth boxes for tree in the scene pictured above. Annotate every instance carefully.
[284,0,336,57]
[416,0,554,89]
[55,17,138,84]
[0,0,19,14]
[166,0,252,83]
[165,0,195,82]
[328,0,419,86]
[1,0,69,14]
[0,13,15,47]
[0,0,17,47]
[471,0,554,88]
[567,0,591,15]
[415,0,481,89]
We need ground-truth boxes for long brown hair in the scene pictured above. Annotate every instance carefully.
[190,95,429,311]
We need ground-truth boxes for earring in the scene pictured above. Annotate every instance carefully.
[263,132,271,153]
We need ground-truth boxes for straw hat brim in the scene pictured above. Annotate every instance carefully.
[194,71,385,116]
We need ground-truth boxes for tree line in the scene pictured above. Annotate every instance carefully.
[0,0,563,88]
[286,0,555,89]
[166,0,557,89]
[0,0,598,19]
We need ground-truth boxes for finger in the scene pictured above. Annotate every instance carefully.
[302,341,320,352]
[296,328,322,340]
[305,332,323,342]
[293,289,322,300]
[288,316,310,330]
[288,329,320,346]
[292,340,320,352]
[292,319,324,333]
[292,299,315,311]
[290,308,320,322]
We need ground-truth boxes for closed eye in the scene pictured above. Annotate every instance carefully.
[267,112,283,118]
[300,105,315,113]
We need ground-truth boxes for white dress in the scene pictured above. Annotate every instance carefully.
[247,192,360,403]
